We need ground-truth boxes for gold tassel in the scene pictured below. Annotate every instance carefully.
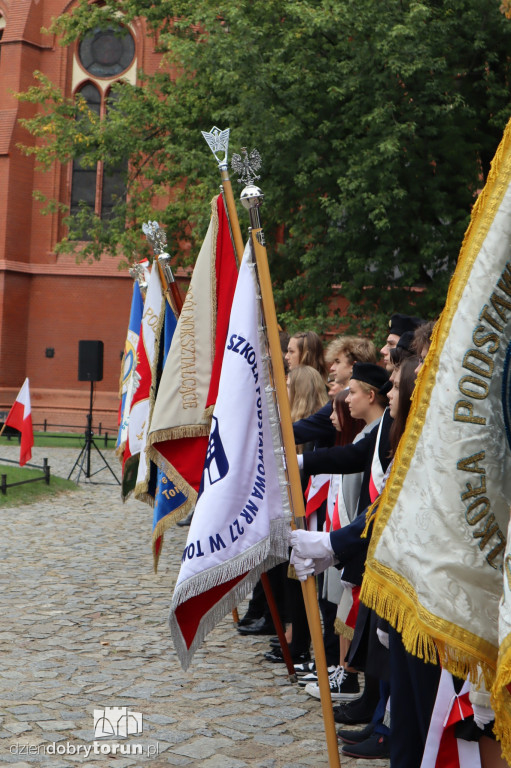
[334,617,354,641]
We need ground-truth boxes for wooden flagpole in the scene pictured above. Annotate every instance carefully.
[238,162,341,768]
[202,127,297,680]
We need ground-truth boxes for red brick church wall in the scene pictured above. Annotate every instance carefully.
[0,0,176,432]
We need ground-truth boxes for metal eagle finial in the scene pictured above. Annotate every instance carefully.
[202,126,230,167]
[142,221,168,256]
[129,261,145,283]
[231,147,262,186]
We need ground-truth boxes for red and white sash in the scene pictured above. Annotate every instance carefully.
[421,670,480,768]
[368,415,386,502]
[305,474,330,531]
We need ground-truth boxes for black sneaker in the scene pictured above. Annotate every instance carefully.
[304,666,360,701]
[298,665,337,686]
[294,661,316,675]
[264,648,311,664]
[337,722,374,745]
[341,732,390,759]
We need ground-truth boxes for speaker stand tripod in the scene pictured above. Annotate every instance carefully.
[68,381,120,485]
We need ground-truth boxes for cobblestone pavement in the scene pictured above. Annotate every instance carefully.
[0,446,390,768]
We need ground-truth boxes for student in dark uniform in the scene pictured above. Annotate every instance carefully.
[290,357,442,767]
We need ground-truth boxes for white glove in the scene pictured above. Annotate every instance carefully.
[289,550,315,581]
[376,628,390,649]
[289,550,334,581]
[472,703,494,730]
[288,529,334,559]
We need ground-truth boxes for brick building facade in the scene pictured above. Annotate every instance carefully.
[0,0,175,433]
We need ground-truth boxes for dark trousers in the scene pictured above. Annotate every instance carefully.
[317,571,340,666]
[388,627,441,768]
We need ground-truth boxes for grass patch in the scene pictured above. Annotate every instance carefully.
[0,431,117,449]
[0,465,78,507]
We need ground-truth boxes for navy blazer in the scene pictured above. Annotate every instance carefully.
[293,402,336,448]
[329,508,376,586]
[302,408,392,515]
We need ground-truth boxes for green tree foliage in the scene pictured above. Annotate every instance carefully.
[18,0,511,333]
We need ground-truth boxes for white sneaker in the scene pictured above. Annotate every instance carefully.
[304,666,360,701]
[298,665,337,686]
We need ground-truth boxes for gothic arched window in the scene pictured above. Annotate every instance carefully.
[69,23,135,238]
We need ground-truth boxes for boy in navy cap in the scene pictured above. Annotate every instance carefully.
[381,313,423,371]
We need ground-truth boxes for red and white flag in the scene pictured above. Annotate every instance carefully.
[3,378,33,466]
[148,195,238,517]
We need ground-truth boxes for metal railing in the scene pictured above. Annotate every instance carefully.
[34,420,117,436]
[0,458,50,495]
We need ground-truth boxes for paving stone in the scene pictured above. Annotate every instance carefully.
[212,725,250,741]
[201,756,248,768]
[144,714,178,725]
[35,721,76,731]
[3,722,33,735]
[170,736,232,758]
[0,446,385,768]
[254,732,294,746]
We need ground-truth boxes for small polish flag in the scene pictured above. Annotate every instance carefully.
[2,378,34,466]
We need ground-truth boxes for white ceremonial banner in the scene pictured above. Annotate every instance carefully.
[362,120,511,708]
[169,244,290,670]
[123,264,164,498]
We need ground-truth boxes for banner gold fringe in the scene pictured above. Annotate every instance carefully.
[203,404,215,420]
[149,424,210,444]
[493,632,511,763]
[133,480,155,507]
[209,195,218,361]
[334,617,354,641]
[361,119,511,702]
[146,441,199,504]
[152,494,195,572]
[361,560,497,685]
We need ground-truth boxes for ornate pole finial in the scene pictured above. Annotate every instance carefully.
[201,126,230,169]
[234,148,264,231]
[232,147,262,187]
[128,263,147,292]
[142,220,168,256]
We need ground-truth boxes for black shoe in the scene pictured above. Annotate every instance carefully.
[334,702,374,725]
[269,636,281,647]
[264,648,311,664]
[237,614,263,628]
[337,722,374,745]
[237,617,275,635]
[177,511,194,527]
[294,660,316,675]
[341,732,390,759]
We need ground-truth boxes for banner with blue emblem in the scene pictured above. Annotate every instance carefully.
[169,243,290,670]
[116,281,144,456]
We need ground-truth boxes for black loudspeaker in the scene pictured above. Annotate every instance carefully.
[78,340,104,382]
